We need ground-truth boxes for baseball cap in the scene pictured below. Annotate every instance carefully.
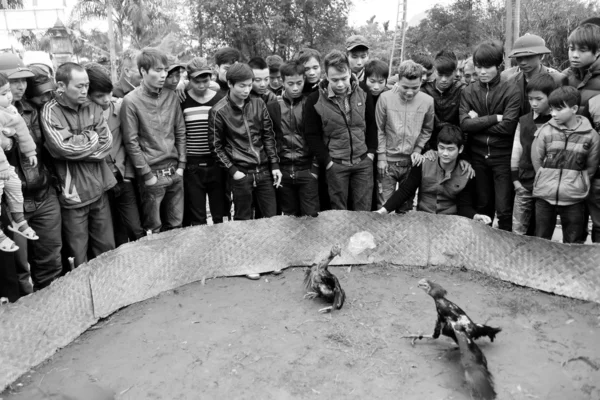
[580,17,600,27]
[166,55,184,74]
[186,57,213,78]
[345,35,370,51]
[25,65,56,98]
[508,34,551,58]
[0,53,35,79]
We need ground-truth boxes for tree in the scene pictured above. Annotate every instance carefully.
[0,0,23,9]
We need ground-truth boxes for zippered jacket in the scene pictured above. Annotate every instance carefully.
[420,80,464,149]
[564,56,600,123]
[121,82,187,181]
[207,94,280,176]
[532,116,600,205]
[459,75,521,159]
[376,90,434,161]
[41,96,116,209]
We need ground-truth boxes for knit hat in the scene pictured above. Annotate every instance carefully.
[508,34,551,58]
[345,35,370,51]
[25,65,56,98]
[186,57,213,78]
[0,53,34,79]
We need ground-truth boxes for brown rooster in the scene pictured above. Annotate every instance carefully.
[304,244,345,313]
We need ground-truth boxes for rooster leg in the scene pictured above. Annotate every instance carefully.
[318,306,333,313]
[304,292,318,299]
[401,334,434,346]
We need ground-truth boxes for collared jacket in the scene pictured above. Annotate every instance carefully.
[376,90,434,161]
[105,99,134,180]
[421,80,464,150]
[41,96,116,209]
[564,56,600,123]
[502,65,567,116]
[382,153,476,218]
[459,75,521,159]
[304,77,377,166]
[251,90,277,104]
[208,94,280,176]
[266,93,317,173]
[5,100,53,200]
[532,116,600,205]
[120,82,187,181]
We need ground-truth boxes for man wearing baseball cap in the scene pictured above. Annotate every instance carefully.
[502,33,566,116]
[181,57,226,226]
[345,35,370,85]
[25,65,56,109]
[0,53,62,292]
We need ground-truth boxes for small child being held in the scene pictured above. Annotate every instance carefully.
[511,73,557,235]
[0,72,39,252]
[532,86,600,243]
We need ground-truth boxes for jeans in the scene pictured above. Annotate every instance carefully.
[184,163,226,225]
[378,160,414,212]
[12,187,63,291]
[277,169,320,217]
[62,192,115,268]
[535,199,585,244]
[231,169,276,221]
[471,154,514,231]
[512,186,536,236]
[326,156,374,211]
[0,203,21,301]
[108,180,144,246]
[139,172,184,232]
[586,178,600,243]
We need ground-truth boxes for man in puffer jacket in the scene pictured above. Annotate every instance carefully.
[532,86,600,243]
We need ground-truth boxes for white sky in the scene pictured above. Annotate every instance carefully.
[348,0,452,27]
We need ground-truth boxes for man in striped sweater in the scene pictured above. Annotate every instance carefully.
[181,57,226,225]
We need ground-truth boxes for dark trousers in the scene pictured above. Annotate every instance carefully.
[535,199,585,244]
[326,157,374,211]
[471,153,514,231]
[587,178,600,243]
[12,188,63,291]
[62,192,115,268]
[184,163,226,225]
[231,169,276,221]
[0,204,20,301]
[277,169,320,217]
[139,172,184,233]
[108,180,144,246]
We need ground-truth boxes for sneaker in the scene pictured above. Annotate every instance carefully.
[246,274,260,280]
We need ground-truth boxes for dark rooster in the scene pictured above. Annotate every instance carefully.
[403,279,502,345]
[304,244,345,313]
[451,317,497,400]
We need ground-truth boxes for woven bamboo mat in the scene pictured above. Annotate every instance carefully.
[1,210,599,391]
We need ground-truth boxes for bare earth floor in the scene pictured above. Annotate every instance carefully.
[2,264,600,400]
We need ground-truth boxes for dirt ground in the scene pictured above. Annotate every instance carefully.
[2,264,600,400]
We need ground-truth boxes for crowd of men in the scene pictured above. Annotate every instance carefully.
[1,17,600,302]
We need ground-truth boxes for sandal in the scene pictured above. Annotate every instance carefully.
[8,220,39,240]
[0,231,19,252]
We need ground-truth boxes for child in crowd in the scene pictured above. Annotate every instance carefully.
[266,55,284,97]
[0,73,39,252]
[532,86,600,243]
[248,57,277,103]
[511,73,556,235]
[376,60,434,211]
[459,40,521,231]
[297,48,322,96]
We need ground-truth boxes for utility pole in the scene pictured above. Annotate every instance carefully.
[106,0,118,82]
[504,0,521,68]
[389,0,408,76]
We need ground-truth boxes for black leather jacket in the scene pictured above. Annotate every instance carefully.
[208,94,279,175]
[266,94,316,172]
[6,100,52,201]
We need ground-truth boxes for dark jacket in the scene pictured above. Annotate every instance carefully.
[120,82,187,181]
[421,80,464,150]
[112,75,136,99]
[511,112,552,192]
[564,56,600,123]
[208,94,280,176]
[41,96,116,209]
[266,94,316,173]
[502,65,567,116]
[304,78,377,166]
[5,100,53,201]
[106,100,135,180]
[383,153,476,218]
[459,75,521,159]
[251,90,277,104]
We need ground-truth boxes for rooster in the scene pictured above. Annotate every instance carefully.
[304,244,345,313]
